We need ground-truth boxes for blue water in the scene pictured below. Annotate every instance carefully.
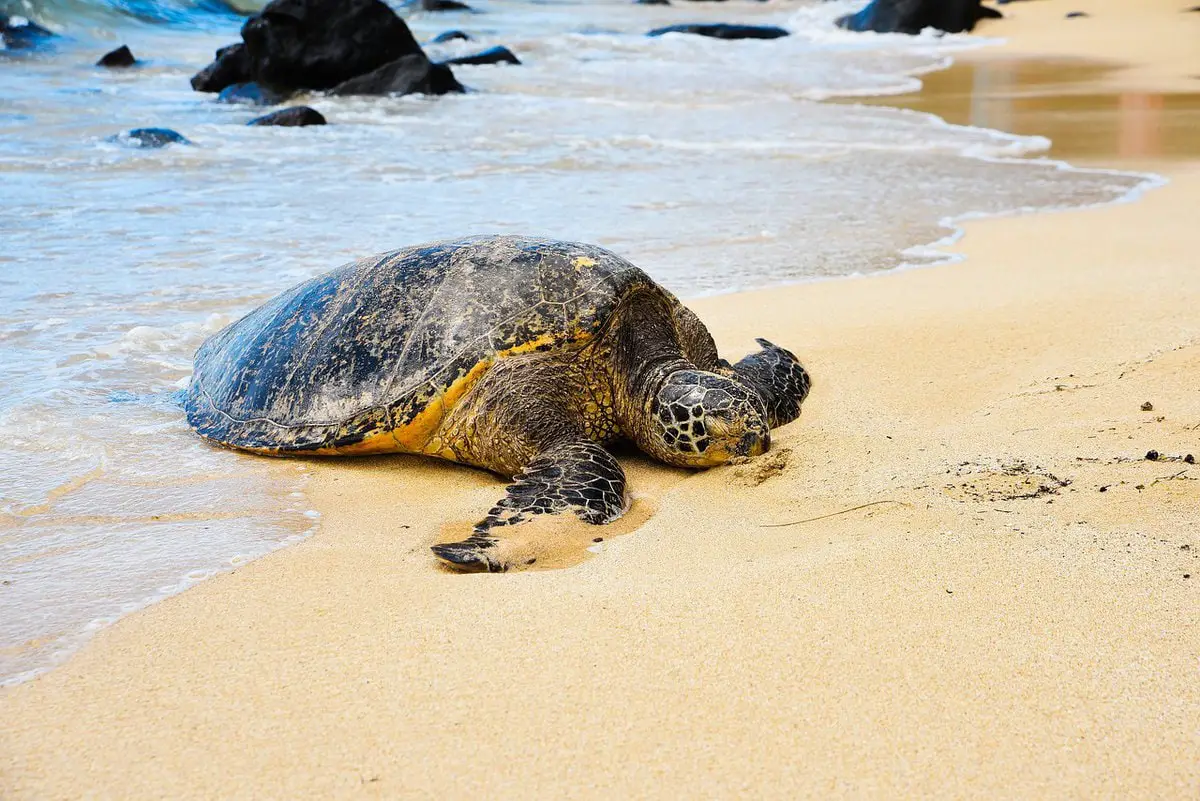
[0,0,1150,684]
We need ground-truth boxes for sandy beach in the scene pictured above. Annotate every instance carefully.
[3,0,1199,797]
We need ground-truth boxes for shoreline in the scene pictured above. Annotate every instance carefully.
[4,0,1200,796]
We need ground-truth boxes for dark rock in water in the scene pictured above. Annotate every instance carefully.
[191,43,252,93]
[248,106,326,126]
[97,45,137,68]
[1,14,57,50]
[421,0,473,10]
[635,0,671,5]
[836,0,998,34]
[331,53,464,96]
[217,81,291,105]
[239,0,424,91]
[190,0,463,99]
[111,128,192,148]
[440,46,520,66]
[431,29,471,43]
[1064,10,1088,17]
[647,23,789,39]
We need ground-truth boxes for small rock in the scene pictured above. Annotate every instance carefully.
[1145,450,1160,461]
[422,0,473,10]
[97,45,137,68]
[1,14,57,50]
[248,106,327,126]
[1065,11,1088,17]
[1185,454,1195,464]
[217,82,290,106]
[635,0,671,5]
[110,128,191,148]
[440,46,520,66]
[430,30,471,43]
[648,23,790,40]
[1140,401,1154,411]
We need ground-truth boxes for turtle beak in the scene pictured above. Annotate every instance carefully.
[736,429,769,457]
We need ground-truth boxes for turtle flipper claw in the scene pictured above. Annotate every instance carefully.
[431,536,504,573]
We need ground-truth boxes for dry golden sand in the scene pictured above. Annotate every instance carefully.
[4,2,1200,797]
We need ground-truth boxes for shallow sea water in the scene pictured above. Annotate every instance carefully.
[0,0,1151,684]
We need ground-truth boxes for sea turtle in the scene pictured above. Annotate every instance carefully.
[185,235,812,571]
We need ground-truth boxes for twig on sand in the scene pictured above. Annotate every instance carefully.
[1150,469,1190,487]
[762,500,908,528]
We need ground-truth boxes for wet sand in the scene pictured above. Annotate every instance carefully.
[3,0,1199,797]
[862,58,1200,164]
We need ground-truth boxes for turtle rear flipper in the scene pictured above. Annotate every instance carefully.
[432,440,627,573]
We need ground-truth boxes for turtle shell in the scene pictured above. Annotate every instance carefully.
[185,235,657,454]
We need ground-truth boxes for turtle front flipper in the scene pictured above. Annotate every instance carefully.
[730,338,812,429]
[432,440,627,573]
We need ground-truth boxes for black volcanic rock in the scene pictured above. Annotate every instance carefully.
[240,0,424,90]
[421,0,473,10]
[1064,10,1088,17]
[440,46,520,66]
[189,0,466,99]
[330,53,464,96]
[836,0,999,34]
[431,29,471,42]
[110,128,191,148]
[191,43,252,92]
[97,45,137,67]
[1,14,56,50]
[248,106,327,126]
[647,23,789,39]
[635,0,671,5]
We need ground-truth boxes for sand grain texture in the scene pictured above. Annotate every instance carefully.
[3,1,1199,797]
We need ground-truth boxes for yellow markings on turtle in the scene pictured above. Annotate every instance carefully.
[501,329,587,356]
[572,256,597,270]
[398,360,493,452]
[325,429,401,456]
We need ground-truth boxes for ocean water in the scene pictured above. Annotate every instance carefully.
[0,0,1150,684]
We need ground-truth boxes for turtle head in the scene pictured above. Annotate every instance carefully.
[647,369,770,468]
